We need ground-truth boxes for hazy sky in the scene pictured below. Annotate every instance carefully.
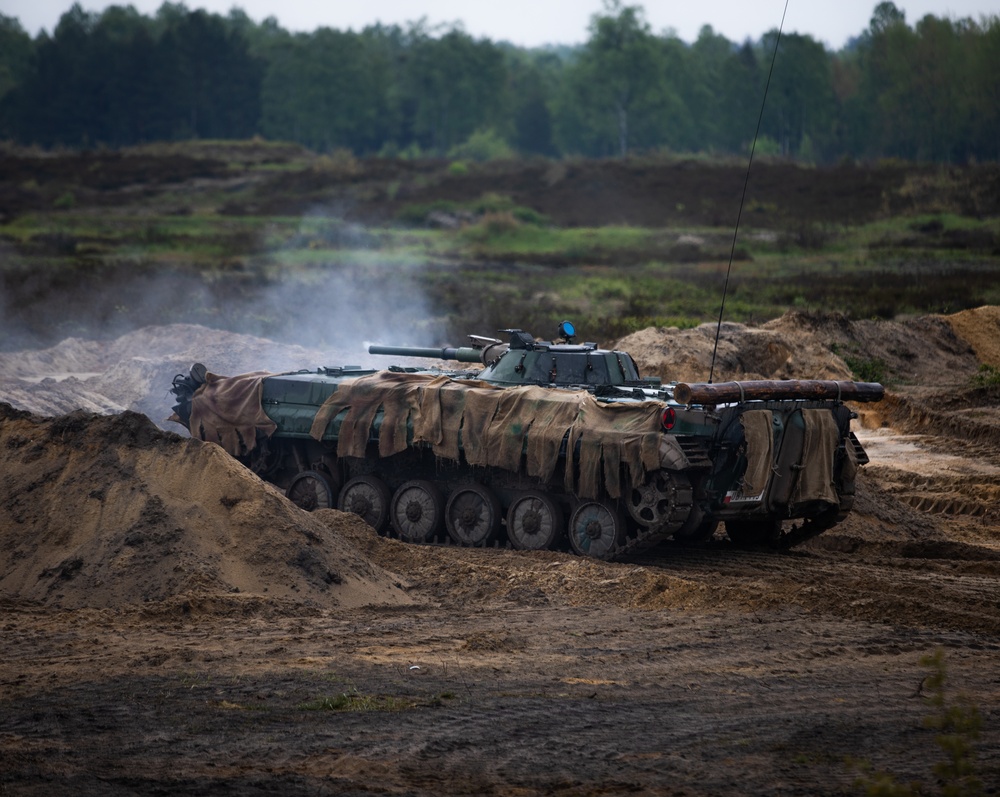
[5,0,998,49]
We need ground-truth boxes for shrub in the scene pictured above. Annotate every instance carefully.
[970,364,1000,388]
[448,128,514,162]
[395,200,462,226]
[844,355,888,384]
[313,148,360,176]
[472,193,548,226]
[920,648,982,796]
[461,211,521,243]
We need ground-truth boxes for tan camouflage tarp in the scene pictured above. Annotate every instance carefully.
[309,372,664,499]
[188,372,276,456]
[739,410,774,496]
[790,408,839,506]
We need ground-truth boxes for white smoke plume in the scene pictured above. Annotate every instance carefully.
[0,205,451,426]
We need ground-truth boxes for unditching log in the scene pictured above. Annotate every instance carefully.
[672,380,885,406]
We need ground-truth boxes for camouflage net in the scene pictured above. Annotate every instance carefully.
[738,407,838,507]
[309,372,665,499]
[791,408,839,507]
[187,372,276,456]
[739,410,773,497]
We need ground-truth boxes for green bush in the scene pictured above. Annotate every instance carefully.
[970,364,1000,388]
[395,200,462,226]
[471,193,548,225]
[920,648,982,796]
[447,128,514,162]
[844,355,888,384]
[396,193,547,228]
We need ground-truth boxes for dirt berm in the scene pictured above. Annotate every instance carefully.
[0,403,410,611]
[618,306,998,385]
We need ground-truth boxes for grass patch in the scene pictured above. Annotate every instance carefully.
[970,364,1000,388]
[842,355,889,384]
[396,192,549,229]
[459,223,659,259]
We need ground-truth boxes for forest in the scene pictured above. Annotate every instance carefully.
[0,0,998,163]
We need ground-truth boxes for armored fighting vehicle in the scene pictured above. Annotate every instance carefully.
[169,322,883,559]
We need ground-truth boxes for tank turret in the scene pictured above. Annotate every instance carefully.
[369,323,649,389]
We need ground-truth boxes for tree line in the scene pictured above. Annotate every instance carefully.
[0,0,997,163]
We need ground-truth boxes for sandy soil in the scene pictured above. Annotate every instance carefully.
[2,310,1000,796]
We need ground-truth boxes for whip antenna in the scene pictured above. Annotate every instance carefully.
[708,0,790,384]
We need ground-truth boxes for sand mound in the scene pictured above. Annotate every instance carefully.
[945,306,1000,368]
[0,403,411,611]
[620,309,983,386]
[0,323,351,426]
[616,319,853,384]
[764,311,977,385]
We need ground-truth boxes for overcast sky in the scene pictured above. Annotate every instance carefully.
[5,0,998,49]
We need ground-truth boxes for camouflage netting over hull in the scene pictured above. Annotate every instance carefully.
[309,372,664,499]
[792,409,840,507]
[739,410,773,497]
[185,372,276,456]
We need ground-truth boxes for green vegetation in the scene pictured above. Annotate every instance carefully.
[970,365,1000,388]
[396,194,550,228]
[1,2,998,163]
[843,355,889,384]
[448,129,515,162]
[2,158,998,345]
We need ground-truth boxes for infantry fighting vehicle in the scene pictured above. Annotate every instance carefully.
[169,322,882,559]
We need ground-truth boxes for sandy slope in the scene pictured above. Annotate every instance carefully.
[0,404,410,610]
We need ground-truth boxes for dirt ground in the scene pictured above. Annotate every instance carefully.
[2,309,1000,796]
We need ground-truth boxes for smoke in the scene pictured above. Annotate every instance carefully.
[0,200,455,423]
[0,206,447,356]
[247,206,445,356]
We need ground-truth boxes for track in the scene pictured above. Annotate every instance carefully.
[625,537,1000,638]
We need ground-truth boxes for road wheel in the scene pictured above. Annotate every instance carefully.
[338,475,392,534]
[286,470,336,512]
[390,480,445,543]
[568,500,624,559]
[445,484,502,546]
[507,491,563,551]
[626,471,691,530]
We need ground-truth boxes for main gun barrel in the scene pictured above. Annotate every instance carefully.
[368,344,484,364]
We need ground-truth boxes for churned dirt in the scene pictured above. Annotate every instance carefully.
[2,310,1000,796]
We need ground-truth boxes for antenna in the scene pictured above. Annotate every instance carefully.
[708,0,790,384]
